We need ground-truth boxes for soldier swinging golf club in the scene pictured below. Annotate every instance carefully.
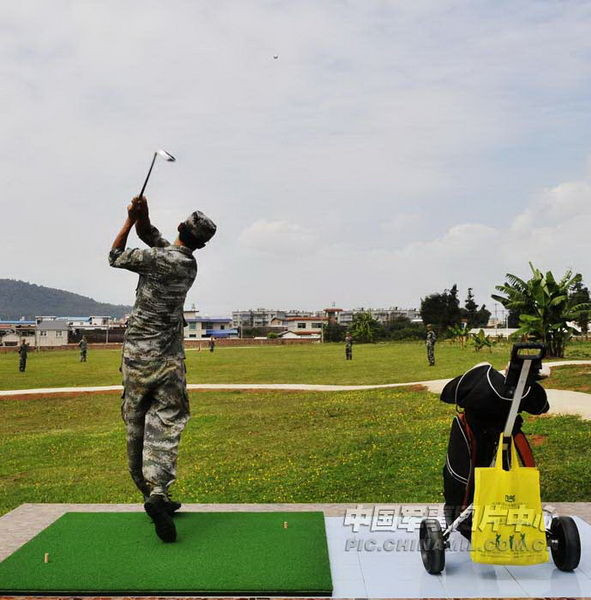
[139,149,176,198]
[110,177,216,542]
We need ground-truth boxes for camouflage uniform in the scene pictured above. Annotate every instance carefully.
[109,224,197,499]
[18,342,29,372]
[79,338,88,362]
[426,329,436,366]
[345,335,353,360]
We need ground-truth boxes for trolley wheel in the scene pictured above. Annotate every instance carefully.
[550,516,581,571]
[419,518,445,574]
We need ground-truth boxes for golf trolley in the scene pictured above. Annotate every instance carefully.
[419,343,581,574]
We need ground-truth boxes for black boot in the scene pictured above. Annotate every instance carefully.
[141,489,180,516]
[165,498,182,515]
[144,495,177,542]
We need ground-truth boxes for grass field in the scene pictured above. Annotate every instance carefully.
[0,340,556,390]
[0,386,589,516]
[543,364,591,393]
[3,340,591,392]
[1,341,589,517]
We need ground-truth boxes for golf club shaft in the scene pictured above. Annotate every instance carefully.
[139,152,157,198]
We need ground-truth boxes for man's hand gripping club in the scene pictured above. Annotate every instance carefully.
[111,196,147,251]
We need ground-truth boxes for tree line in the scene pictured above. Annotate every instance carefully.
[324,286,492,344]
[419,285,490,333]
[325,264,591,357]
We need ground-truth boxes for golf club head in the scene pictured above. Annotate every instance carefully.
[157,149,176,162]
[138,149,176,197]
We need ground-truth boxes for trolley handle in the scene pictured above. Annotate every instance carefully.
[511,342,546,362]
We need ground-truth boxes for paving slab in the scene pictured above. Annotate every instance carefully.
[0,504,590,599]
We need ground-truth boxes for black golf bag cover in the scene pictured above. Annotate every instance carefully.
[441,362,549,539]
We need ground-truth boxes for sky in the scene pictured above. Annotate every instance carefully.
[2,0,591,316]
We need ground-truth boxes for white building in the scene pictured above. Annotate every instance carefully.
[286,316,326,332]
[184,310,237,339]
[469,327,518,339]
[276,316,327,340]
[36,315,114,329]
[338,307,421,326]
[232,308,319,329]
[35,320,69,347]
[0,321,36,346]
[279,330,321,340]
[0,319,68,348]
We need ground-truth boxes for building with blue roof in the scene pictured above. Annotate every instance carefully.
[183,310,237,339]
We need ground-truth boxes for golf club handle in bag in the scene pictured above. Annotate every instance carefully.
[500,342,546,467]
[510,342,546,361]
[504,342,546,399]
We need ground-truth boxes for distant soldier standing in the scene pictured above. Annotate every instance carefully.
[109,196,216,543]
[345,333,353,360]
[79,336,88,362]
[18,339,29,372]
[208,336,215,352]
[426,324,436,366]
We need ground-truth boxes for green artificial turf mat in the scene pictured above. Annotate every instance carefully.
[0,511,333,595]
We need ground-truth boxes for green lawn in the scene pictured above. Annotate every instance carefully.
[544,364,591,393]
[0,341,519,390]
[0,387,589,516]
[4,340,589,391]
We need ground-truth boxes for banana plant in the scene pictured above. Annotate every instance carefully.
[492,263,591,357]
[471,328,494,352]
[447,324,468,347]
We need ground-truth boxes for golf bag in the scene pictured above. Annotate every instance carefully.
[441,362,549,539]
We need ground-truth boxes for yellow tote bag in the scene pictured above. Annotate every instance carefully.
[471,434,548,565]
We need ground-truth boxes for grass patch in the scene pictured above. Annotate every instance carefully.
[1,388,589,516]
[2,340,589,392]
[559,340,591,360]
[0,341,519,390]
[544,364,591,393]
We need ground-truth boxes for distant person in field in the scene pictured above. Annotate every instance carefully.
[109,195,216,543]
[426,324,436,366]
[79,336,88,362]
[209,336,215,352]
[345,333,353,360]
[18,339,29,372]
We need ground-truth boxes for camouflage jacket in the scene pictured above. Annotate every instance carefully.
[109,224,197,361]
[426,330,437,345]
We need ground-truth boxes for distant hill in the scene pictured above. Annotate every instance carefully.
[0,279,132,320]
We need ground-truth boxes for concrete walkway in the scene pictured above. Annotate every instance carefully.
[0,360,590,418]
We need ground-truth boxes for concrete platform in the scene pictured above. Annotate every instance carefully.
[0,503,590,598]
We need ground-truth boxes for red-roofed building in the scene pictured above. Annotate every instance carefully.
[277,316,328,339]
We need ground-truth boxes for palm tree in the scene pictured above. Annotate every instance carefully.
[492,263,591,357]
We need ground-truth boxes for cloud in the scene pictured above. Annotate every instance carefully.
[238,220,317,255]
[316,177,591,310]
[2,1,591,315]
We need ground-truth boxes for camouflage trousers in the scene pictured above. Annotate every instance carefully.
[345,346,352,360]
[19,356,27,372]
[121,355,190,498]
[80,350,87,362]
[426,342,435,366]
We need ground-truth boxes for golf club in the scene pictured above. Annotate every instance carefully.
[138,149,176,198]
